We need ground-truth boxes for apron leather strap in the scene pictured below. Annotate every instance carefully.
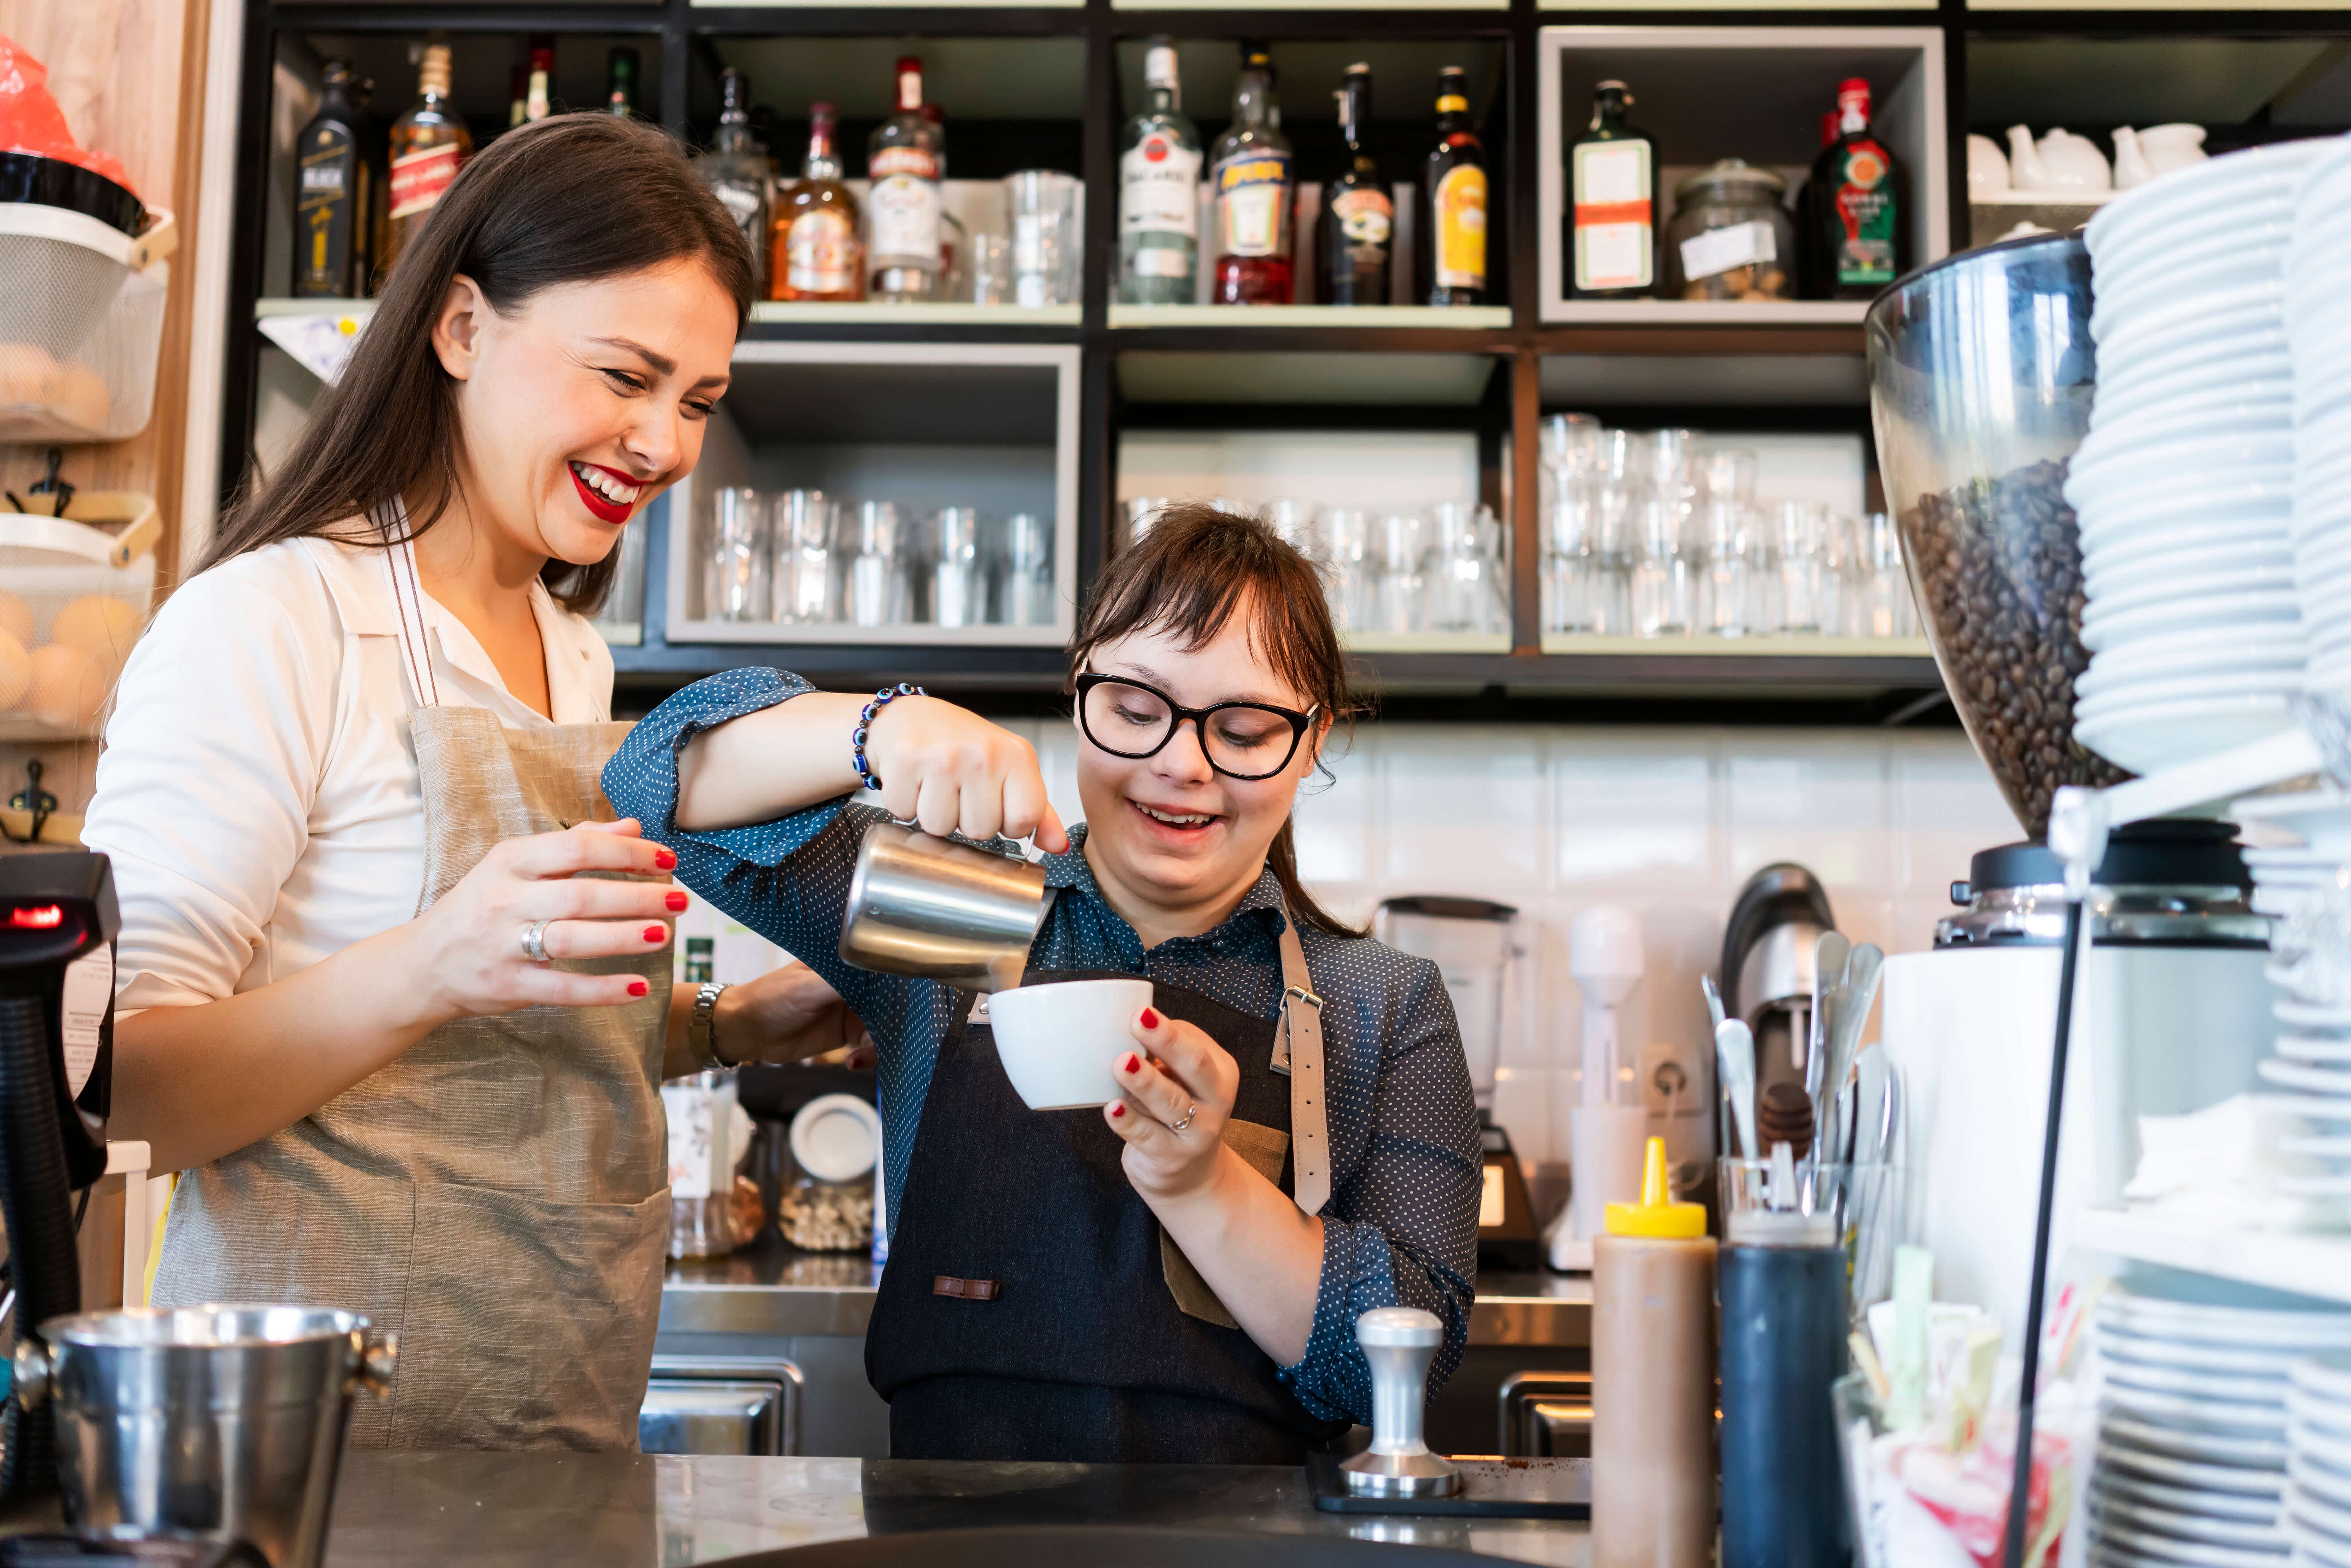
[1274,918,1329,1216]
[380,505,441,711]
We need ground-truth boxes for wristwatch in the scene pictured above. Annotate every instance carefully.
[688,981,730,1070]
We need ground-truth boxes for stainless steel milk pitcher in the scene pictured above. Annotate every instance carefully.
[838,819,1048,992]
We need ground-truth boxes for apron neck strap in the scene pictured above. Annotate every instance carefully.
[1274,911,1329,1217]
[379,502,441,711]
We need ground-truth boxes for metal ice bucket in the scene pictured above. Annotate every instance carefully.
[14,1305,398,1568]
[839,819,1048,993]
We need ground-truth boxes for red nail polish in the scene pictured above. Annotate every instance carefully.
[1110,1103,1126,1119]
[1140,1007,1162,1030]
[627,980,649,997]
[1123,1053,1141,1074]
[654,850,677,870]
[644,925,666,943]
[665,891,688,911]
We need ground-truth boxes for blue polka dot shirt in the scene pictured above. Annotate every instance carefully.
[605,667,1482,1425]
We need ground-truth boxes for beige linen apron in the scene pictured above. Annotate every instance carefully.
[153,535,672,1451]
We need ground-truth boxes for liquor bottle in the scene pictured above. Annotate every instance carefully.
[294,59,368,298]
[606,48,638,118]
[1118,37,1202,306]
[697,68,772,297]
[1210,41,1294,306]
[773,102,864,302]
[1315,63,1389,307]
[1569,80,1656,299]
[1804,78,1904,299]
[868,56,946,303]
[524,37,554,122]
[384,41,473,279]
[1424,66,1486,307]
[508,64,527,131]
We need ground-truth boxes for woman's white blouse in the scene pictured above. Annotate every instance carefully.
[81,535,614,1012]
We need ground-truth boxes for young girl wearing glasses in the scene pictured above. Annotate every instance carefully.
[605,502,1480,1464]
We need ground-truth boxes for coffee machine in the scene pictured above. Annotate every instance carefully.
[1372,896,1543,1271]
[1,852,117,1504]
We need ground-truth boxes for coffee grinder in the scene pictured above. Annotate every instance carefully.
[0,852,118,1504]
[1372,896,1542,1271]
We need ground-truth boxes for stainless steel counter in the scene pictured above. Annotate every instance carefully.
[663,1247,1590,1349]
[322,1453,1587,1566]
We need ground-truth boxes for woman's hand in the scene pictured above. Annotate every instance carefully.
[396,817,682,1029]
[862,695,1070,852]
[715,961,873,1065]
[1104,1006,1242,1202]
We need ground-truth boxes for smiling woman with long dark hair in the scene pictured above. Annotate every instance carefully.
[606,503,1482,1464]
[82,115,865,1451]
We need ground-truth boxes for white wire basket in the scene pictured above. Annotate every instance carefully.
[0,502,160,739]
[0,205,175,445]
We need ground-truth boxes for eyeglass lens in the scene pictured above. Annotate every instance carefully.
[1080,680,1300,780]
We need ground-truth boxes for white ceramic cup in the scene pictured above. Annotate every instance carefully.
[986,977,1154,1110]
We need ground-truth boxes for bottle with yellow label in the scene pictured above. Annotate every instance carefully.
[1423,67,1486,307]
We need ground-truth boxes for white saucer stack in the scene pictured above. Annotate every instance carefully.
[2287,1354,2351,1566]
[2232,789,2351,1193]
[2090,1283,2351,1568]
[2070,140,2331,774]
[2287,139,2351,699]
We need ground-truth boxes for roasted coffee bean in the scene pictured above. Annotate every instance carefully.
[1902,457,2130,837]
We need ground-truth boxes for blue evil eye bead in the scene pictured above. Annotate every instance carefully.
[876,688,894,702]
[864,775,884,790]
[853,753,871,776]
[860,703,878,723]
[852,727,868,747]
[896,682,917,696]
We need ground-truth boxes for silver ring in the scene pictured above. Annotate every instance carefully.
[1169,1103,1198,1134]
[520,919,553,965]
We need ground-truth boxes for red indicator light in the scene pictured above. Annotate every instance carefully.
[8,905,64,929]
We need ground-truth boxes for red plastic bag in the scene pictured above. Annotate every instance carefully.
[0,35,137,198]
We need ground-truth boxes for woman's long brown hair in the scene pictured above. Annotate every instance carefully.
[1069,503,1367,938]
[203,114,755,615]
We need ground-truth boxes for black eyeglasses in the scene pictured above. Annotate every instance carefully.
[1073,673,1320,782]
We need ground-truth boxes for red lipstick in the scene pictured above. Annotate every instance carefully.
[568,461,639,525]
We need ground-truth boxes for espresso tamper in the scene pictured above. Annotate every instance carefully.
[1340,1307,1462,1497]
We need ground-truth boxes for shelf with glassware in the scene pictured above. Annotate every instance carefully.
[661,340,1081,648]
[1536,27,1949,325]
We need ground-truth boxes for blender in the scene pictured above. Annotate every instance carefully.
[1864,235,2276,1345]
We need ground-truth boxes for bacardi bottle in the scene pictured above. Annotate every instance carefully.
[1569,80,1655,299]
[1424,66,1487,306]
[1118,37,1201,306]
[697,69,772,297]
[1210,42,1294,306]
[384,42,473,279]
[294,59,369,298]
[1804,79,1904,299]
[773,103,864,302]
[868,56,946,303]
[1315,63,1389,307]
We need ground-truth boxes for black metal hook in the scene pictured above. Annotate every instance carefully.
[4,759,58,845]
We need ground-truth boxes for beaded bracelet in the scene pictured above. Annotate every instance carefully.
[852,683,925,792]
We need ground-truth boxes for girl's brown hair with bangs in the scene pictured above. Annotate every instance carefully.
[1068,502,1365,938]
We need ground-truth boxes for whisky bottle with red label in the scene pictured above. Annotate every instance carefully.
[1424,66,1487,307]
[1209,41,1294,306]
[773,103,864,302]
[1804,78,1904,299]
[384,42,473,280]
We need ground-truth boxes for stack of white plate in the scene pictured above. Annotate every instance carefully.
[2091,1282,2351,1568]
[2288,1354,2351,1566]
[2286,138,2351,697]
[2068,140,2330,775]
[2231,789,2351,1191]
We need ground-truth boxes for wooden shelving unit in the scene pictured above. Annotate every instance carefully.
[217,0,2351,713]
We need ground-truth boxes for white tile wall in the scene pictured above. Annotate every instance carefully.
[683,717,2020,1172]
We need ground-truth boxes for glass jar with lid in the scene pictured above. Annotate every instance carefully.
[1665,160,1795,301]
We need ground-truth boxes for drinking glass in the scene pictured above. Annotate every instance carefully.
[1372,510,1426,635]
[1542,427,1604,634]
[1005,171,1083,308]
[1697,450,1759,637]
[771,490,837,625]
[931,507,982,629]
[1775,500,1832,635]
[1856,512,1917,638]
[1265,498,1320,561]
[840,501,905,628]
[1631,429,1698,638]
[1587,430,1640,636]
[1428,501,1506,634]
[1320,507,1373,633]
[995,511,1055,626]
[1123,497,1170,553]
[704,487,769,622]
[968,233,1014,306]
